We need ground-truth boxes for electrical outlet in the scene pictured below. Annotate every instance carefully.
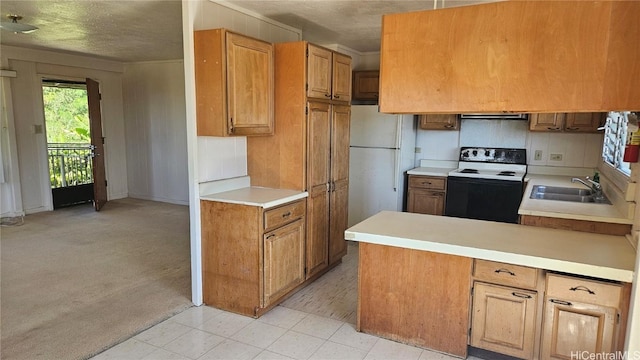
[415,147,422,154]
[550,153,563,161]
[534,150,543,161]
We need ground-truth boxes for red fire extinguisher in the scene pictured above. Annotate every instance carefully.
[623,131,640,162]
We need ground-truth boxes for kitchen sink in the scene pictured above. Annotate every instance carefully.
[529,185,611,204]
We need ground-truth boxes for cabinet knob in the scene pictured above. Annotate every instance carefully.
[444,124,454,129]
[282,212,291,218]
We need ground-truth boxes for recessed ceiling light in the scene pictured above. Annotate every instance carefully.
[0,14,38,34]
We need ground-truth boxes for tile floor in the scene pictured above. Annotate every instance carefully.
[91,304,482,360]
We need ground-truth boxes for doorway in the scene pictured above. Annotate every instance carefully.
[42,78,107,210]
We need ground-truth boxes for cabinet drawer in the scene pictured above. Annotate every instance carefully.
[474,260,539,289]
[264,200,306,232]
[546,273,622,307]
[408,176,446,190]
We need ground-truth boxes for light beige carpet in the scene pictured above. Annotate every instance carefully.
[0,198,193,360]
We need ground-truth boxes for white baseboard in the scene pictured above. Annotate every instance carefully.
[127,193,189,206]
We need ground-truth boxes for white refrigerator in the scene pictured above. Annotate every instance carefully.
[348,105,417,227]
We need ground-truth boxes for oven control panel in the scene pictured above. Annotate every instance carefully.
[459,147,526,164]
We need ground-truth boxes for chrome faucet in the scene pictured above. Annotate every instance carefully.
[571,176,603,196]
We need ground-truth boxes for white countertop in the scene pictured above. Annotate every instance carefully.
[408,159,457,176]
[345,211,635,282]
[407,166,455,177]
[201,187,308,209]
[519,174,633,224]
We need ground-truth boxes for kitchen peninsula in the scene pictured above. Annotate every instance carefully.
[345,211,635,358]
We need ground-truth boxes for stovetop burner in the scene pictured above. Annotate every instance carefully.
[449,147,527,182]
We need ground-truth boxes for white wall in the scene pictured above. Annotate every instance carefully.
[0,46,128,215]
[123,61,188,205]
[416,119,603,169]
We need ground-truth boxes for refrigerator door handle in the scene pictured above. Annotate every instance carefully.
[393,116,402,192]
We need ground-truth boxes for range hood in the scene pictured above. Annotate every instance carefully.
[460,113,528,120]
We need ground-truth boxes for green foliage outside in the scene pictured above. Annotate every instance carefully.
[43,86,90,143]
[43,86,93,188]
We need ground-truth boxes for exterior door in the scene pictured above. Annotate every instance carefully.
[329,105,350,263]
[86,78,107,211]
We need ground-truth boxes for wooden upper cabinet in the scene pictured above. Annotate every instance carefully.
[529,113,565,131]
[353,71,379,101]
[530,113,603,132]
[379,1,640,113]
[419,114,459,130]
[564,112,605,132]
[332,53,352,102]
[195,29,274,136]
[307,44,352,103]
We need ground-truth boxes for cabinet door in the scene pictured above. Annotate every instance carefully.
[471,283,538,359]
[529,113,564,131]
[264,220,305,306]
[564,112,605,132]
[541,298,616,359]
[306,102,331,278]
[407,189,445,215]
[329,105,351,264]
[332,53,352,102]
[307,44,333,100]
[225,32,274,136]
[353,71,380,100]
[419,114,459,130]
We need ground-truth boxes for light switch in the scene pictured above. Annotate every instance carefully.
[32,124,43,134]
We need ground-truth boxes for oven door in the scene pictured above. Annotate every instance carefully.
[445,176,524,223]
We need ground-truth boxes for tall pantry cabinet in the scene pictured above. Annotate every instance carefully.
[247,42,352,278]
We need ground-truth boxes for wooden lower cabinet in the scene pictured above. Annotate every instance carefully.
[407,175,447,215]
[540,273,627,360]
[264,220,305,306]
[541,299,616,359]
[520,215,631,236]
[468,260,630,360]
[471,282,538,359]
[201,199,306,317]
[358,243,473,357]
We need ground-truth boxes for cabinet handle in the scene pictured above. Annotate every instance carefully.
[570,285,596,295]
[421,182,432,185]
[229,117,234,134]
[512,292,532,299]
[494,268,516,276]
[550,299,573,306]
[565,127,578,131]
[266,234,275,240]
[334,94,340,99]
[281,212,291,218]
[444,124,454,129]
[324,93,331,98]
[546,127,560,131]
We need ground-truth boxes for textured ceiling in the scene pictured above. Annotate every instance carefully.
[0,0,183,62]
[224,0,490,53]
[0,0,491,63]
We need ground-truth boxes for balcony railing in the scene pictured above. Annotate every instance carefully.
[47,143,93,189]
